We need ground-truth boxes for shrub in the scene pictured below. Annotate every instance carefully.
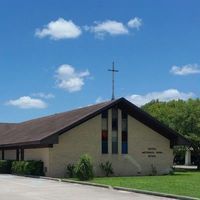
[0,160,13,174]
[66,163,76,178]
[11,160,44,176]
[75,154,94,181]
[11,161,21,174]
[100,161,114,177]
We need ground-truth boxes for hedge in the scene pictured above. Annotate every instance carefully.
[0,160,13,174]
[11,160,44,176]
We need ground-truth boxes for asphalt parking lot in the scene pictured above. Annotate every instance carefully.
[0,174,176,200]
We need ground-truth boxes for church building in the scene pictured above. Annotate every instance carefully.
[0,98,188,177]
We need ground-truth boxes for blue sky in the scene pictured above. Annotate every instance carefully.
[1,0,200,122]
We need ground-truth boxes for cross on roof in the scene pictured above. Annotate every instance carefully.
[108,61,119,100]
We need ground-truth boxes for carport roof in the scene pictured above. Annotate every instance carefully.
[0,98,189,148]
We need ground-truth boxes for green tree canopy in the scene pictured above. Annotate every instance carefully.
[142,99,200,140]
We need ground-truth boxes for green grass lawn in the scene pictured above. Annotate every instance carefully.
[89,172,200,198]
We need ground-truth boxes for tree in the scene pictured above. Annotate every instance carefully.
[142,99,200,168]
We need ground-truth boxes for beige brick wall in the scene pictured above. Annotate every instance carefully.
[49,115,102,177]
[4,150,16,160]
[24,148,50,176]
[127,115,173,175]
[48,109,173,177]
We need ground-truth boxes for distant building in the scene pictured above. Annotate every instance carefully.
[0,98,188,177]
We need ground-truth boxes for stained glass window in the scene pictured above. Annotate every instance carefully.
[102,111,108,154]
[112,108,118,154]
[122,111,128,154]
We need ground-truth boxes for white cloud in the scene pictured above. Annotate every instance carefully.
[170,64,200,75]
[95,97,104,103]
[126,89,195,107]
[35,17,142,40]
[32,92,55,99]
[35,18,82,40]
[127,17,142,29]
[6,96,47,109]
[89,20,129,38]
[55,64,90,92]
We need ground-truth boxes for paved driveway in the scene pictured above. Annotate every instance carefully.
[0,175,175,200]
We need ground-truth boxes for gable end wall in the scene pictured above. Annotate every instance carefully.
[48,109,173,177]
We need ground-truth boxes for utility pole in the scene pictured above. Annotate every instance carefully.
[108,61,119,100]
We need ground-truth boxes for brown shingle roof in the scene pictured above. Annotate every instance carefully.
[0,99,119,147]
[0,123,16,133]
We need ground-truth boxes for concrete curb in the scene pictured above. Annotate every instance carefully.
[61,179,110,189]
[27,176,109,189]
[13,174,61,182]
[40,176,61,182]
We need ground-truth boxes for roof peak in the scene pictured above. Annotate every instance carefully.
[0,97,125,125]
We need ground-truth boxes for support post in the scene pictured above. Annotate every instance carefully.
[185,148,191,166]
[2,149,4,160]
[16,149,19,161]
[20,148,24,161]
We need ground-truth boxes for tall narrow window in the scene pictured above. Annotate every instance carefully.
[102,111,108,154]
[112,108,118,154]
[122,111,128,154]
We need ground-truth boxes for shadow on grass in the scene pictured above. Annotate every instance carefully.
[170,173,191,176]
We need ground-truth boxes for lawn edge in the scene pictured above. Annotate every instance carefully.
[62,178,199,200]
[113,186,199,200]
